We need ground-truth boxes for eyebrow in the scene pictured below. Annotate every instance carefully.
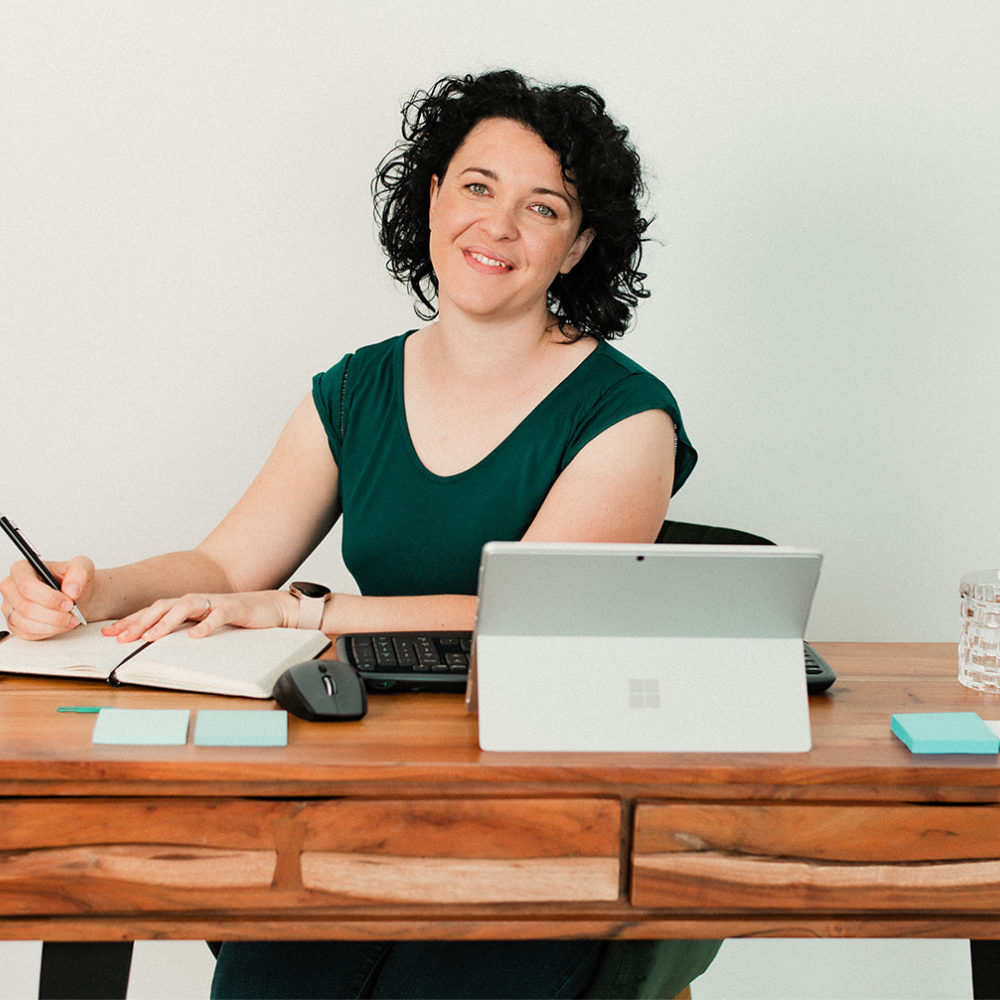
[458,167,577,208]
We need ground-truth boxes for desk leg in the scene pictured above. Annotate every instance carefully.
[971,941,1000,1000]
[38,942,134,1000]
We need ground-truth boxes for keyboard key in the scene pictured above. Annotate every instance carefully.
[373,636,398,666]
[393,637,417,666]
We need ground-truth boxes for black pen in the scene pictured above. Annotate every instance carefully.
[0,514,88,625]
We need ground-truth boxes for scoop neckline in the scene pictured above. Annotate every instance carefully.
[394,331,606,483]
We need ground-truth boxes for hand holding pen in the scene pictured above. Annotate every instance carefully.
[1,515,93,639]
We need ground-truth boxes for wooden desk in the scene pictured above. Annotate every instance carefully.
[3,642,1000,945]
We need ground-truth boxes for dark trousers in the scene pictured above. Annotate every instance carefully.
[210,939,603,1000]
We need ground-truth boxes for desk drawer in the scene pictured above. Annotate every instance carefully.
[299,798,620,904]
[632,803,1000,912]
[0,797,620,915]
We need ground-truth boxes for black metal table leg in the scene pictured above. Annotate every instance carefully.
[972,941,1000,1000]
[38,942,134,1000]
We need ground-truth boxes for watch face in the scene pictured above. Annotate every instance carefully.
[291,581,331,600]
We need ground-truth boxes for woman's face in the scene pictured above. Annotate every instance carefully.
[428,117,593,326]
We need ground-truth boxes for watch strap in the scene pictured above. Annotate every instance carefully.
[289,582,331,631]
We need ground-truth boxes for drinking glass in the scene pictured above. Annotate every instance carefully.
[959,570,1000,691]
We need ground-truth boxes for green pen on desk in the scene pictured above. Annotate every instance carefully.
[58,706,109,713]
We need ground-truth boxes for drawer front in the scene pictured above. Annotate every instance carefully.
[300,798,620,903]
[0,797,620,915]
[632,803,1000,912]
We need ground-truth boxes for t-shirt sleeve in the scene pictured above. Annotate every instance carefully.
[561,371,698,495]
[311,353,353,465]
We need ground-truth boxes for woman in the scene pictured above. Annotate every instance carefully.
[1,70,694,646]
[1,70,707,997]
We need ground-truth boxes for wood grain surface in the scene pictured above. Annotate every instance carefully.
[4,643,1000,940]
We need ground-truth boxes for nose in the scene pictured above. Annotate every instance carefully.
[479,199,518,241]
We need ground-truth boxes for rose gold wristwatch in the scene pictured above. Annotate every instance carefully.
[288,581,332,631]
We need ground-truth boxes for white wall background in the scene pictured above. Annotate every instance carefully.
[1,1,997,996]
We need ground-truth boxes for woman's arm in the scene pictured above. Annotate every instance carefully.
[105,392,478,642]
[97,392,340,639]
[521,407,676,544]
[1,394,341,640]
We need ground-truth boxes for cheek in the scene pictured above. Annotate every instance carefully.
[427,221,459,276]
[535,232,581,272]
[429,203,477,260]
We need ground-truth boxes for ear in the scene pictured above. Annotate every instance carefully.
[428,174,440,229]
[559,227,595,275]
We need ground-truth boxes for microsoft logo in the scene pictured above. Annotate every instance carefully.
[629,678,661,709]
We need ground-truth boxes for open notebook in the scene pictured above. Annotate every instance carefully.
[0,622,329,698]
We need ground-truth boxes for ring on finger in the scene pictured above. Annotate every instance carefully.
[193,596,212,621]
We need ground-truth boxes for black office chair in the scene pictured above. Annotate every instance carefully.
[656,518,776,547]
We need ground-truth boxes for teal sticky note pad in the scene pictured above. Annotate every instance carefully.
[193,710,288,747]
[92,709,190,746]
[891,712,1000,754]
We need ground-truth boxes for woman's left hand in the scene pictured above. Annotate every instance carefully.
[102,590,298,643]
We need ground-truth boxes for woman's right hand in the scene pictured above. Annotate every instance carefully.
[0,555,96,640]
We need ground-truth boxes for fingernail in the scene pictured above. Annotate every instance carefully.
[66,584,81,598]
[61,600,73,612]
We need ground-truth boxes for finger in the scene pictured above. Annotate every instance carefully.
[150,596,224,640]
[4,604,80,641]
[141,602,200,640]
[3,584,81,636]
[4,606,40,640]
[109,599,184,643]
[10,560,74,612]
[51,556,95,602]
[3,557,88,639]
[115,595,215,643]
[187,608,231,639]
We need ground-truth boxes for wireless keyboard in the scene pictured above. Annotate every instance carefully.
[336,632,836,694]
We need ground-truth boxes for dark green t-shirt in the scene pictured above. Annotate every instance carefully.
[312,331,696,596]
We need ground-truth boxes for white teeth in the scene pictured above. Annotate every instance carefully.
[470,252,508,268]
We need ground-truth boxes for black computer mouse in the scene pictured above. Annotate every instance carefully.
[272,660,368,721]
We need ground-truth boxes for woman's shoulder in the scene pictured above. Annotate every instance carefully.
[569,340,674,401]
[316,331,411,378]
[313,330,415,399]
[588,340,660,378]
[562,340,697,494]
[311,331,414,449]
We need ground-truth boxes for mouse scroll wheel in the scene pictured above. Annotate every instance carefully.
[322,675,337,697]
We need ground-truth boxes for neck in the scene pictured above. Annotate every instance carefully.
[431,300,572,380]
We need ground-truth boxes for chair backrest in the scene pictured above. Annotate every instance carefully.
[656,519,775,547]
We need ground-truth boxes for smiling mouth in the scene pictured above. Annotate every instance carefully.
[465,250,513,271]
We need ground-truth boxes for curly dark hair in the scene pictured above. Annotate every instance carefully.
[373,69,650,340]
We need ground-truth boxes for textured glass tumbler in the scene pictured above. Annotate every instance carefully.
[959,570,1000,691]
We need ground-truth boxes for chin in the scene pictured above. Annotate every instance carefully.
[444,289,522,322]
